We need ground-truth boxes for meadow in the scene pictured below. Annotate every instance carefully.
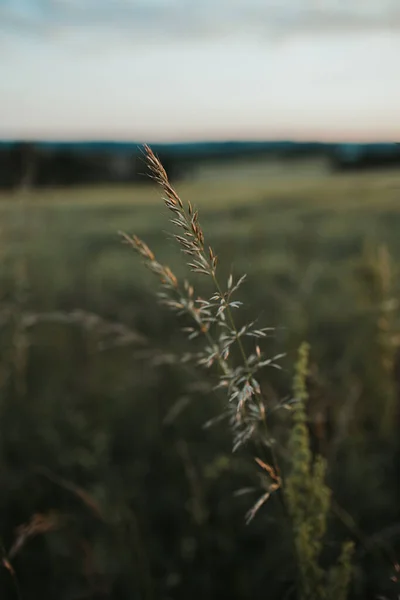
[1,157,400,599]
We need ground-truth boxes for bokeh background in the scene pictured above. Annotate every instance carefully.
[1,1,400,599]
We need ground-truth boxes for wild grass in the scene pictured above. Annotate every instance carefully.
[121,147,286,458]
[122,146,357,598]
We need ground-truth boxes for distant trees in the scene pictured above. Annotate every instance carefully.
[0,144,185,190]
[330,144,400,172]
[1,142,400,190]
[0,142,37,190]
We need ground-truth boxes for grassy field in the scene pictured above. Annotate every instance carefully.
[1,162,400,289]
[1,160,400,599]
[0,162,399,335]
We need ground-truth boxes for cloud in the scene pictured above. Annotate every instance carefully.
[1,0,399,44]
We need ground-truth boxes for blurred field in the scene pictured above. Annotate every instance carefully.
[1,159,400,599]
[1,161,400,323]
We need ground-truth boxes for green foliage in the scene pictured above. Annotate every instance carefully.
[286,343,354,600]
[326,541,355,600]
[353,243,399,436]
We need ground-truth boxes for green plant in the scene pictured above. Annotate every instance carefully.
[285,342,354,600]
[354,243,399,436]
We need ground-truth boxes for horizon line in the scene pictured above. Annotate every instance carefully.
[0,137,399,146]
[1,126,400,146]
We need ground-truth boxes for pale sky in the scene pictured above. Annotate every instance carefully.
[1,0,399,142]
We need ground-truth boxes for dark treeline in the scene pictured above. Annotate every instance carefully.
[0,140,400,190]
[0,142,182,190]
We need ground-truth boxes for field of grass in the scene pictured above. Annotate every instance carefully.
[1,162,400,296]
[1,160,400,600]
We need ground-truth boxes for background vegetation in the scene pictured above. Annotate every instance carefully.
[0,154,400,599]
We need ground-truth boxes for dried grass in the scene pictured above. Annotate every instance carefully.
[121,145,291,520]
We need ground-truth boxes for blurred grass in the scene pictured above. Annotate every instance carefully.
[1,162,400,374]
[0,164,399,321]
[1,160,400,599]
[1,164,400,271]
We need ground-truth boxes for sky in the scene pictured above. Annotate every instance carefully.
[1,0,399,142]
